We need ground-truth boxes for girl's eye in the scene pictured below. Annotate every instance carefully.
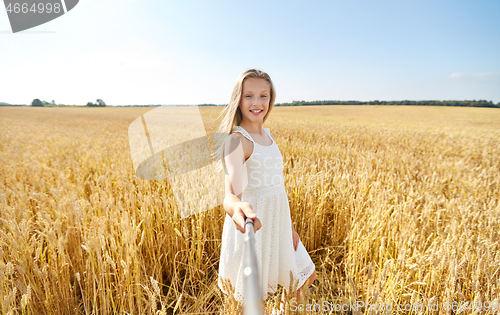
[245,95,251,98]
[261,95,267,98]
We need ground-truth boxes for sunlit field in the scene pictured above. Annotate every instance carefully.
[1,105,499,314]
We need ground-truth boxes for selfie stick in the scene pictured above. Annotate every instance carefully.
[243,218,264,315]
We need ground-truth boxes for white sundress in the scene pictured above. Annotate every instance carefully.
[218,126,315,302]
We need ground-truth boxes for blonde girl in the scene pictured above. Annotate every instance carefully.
[215,69,316,312]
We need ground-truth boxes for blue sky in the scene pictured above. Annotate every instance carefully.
[1,0,499,105]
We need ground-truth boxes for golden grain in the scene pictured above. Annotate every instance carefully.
[0,105,499,314]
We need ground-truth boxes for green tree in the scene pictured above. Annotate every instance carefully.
[96,99,106,107]
[32,99,43,107]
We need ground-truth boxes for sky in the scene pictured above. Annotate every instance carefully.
[1,0,499,106]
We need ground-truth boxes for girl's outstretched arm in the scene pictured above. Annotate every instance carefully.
[222,134,262,234]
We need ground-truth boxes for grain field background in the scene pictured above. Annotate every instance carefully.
[1,105,499,314]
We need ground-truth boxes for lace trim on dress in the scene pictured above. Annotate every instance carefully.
[218,260,315,302]
[295,261,316,292]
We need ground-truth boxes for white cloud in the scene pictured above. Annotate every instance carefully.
[448,73,465,78]
[475,72,496,78]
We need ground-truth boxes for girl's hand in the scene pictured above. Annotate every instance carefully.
[292,227,300,251]
[232,201,262,234]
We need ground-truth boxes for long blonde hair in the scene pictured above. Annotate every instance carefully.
[212,69,276,172]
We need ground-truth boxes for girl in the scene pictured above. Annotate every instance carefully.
[215,69,316,312]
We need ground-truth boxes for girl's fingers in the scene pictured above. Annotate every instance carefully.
[241,203,256,218]
[237,216,246,233]
[253,218,262,233]
[233,210,246,233]
[233,202,260,234]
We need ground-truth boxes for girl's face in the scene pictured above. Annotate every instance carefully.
[239,77,271,125]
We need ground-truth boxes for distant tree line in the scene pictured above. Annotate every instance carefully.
[116,100,500,108]
[29,99,106,107]
[275,99,500,108]
[116,104,220,107]
[22,99,500,108]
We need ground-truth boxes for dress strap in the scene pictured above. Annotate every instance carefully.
[232,126,255,144]
[263,128,274,141]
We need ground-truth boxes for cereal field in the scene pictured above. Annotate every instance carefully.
[1,105,499,314]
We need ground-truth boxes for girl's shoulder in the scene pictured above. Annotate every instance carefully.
[232,126,253,141]
[228,129,253,161]
[229,130,251,145]
[231,126,251,140]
